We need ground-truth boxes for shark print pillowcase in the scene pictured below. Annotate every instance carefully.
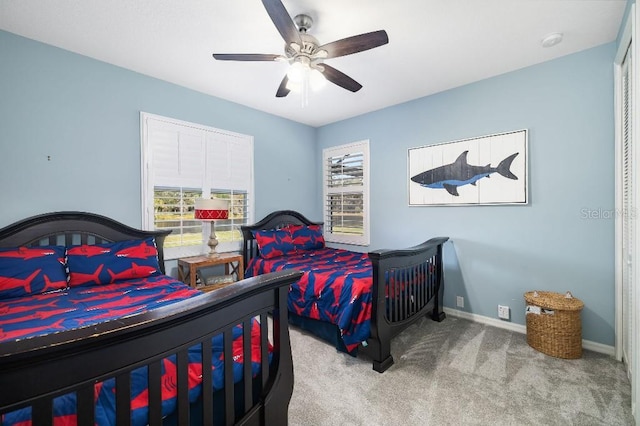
[67,238,160,287]
[0,246,67,299]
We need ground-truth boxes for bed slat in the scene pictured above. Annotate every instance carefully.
[403,269,408,319]
[243,318,252,413]
[147,361,162,425]
[76,384,94,425]
[260,313,269,388]
[418,263,424,311]
[201,338,214,425]
[32,398,52,425]
[177,349,190,425]
[223,329,234,424]
[116,373,131,426]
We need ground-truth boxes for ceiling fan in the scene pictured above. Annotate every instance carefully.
[212,0,389,98]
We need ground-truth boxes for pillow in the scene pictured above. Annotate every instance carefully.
[0,246,67,299]
[67,237,160,287]
[286,224,325,251]
[253,229,296,259]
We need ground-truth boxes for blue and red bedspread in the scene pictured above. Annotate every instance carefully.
[245,248,372,352]
[0,276,269,426]
[0,275,199,342]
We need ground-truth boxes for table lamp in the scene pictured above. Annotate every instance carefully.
[194,198,229,256]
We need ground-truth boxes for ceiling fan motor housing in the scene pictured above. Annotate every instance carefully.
[285,32,320,58]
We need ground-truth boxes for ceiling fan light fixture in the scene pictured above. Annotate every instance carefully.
[286,61,307,83]
[286,61,325,91]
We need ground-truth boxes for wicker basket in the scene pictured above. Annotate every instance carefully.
[524,291,584,359]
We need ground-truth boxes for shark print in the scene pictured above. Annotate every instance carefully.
[0,247,56,260]
[115,240,157,259]
[66,238,160,287]
[68,264,104,287]
[245,248,373,352]
[0,269,41,295]
[66,245,112,257]
[108,263,158,282]
[411,150,519,196]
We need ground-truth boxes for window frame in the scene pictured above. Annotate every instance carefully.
[140,112,254,260]
[322,140,370,246]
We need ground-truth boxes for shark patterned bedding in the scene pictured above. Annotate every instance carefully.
[242,210,449,373]
[246,248,373,352]
[0,247,270,425]
[0,212,298,426]
[0,276,199,343]
[0,280,268,425]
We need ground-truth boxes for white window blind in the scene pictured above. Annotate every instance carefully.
[322,140,370,246]
[141,112,254,259]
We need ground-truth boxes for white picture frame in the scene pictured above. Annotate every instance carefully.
[408,129,528,206]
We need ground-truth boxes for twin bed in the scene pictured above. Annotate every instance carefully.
[0,212,300,425]
[242,210,448,373]
[0,209,448,425]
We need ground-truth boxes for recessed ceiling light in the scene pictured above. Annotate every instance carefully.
[541,33,563,48]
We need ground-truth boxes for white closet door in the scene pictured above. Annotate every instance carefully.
[615,7,637,419]
[621,47,633,372]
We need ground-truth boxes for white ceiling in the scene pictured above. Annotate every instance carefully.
[0,0,627,127]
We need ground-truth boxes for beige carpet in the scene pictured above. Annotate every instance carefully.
[287,316,634,425]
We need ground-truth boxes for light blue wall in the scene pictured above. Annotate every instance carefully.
[0,30,318,229]
[0,29,619,346]
[317,43,617,346]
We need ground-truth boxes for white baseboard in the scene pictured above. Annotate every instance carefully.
[443,307,615,357]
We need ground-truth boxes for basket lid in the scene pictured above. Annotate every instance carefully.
[524,290,584,311]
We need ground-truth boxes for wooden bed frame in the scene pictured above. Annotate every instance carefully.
[0,211,301,425]
[241,210,448,373]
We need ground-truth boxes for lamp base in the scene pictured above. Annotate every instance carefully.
[207,223,219,257]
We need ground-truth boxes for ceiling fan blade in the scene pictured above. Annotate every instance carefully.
[262,0,302,47]
[276,75,290,97]
[212,53,280,61]
[320,64,362,92]
[318,30,389,59]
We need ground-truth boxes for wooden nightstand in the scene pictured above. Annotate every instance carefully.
[177,252,244,292]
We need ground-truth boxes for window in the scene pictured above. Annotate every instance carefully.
[141,112,254,259]
[322,140,370,246]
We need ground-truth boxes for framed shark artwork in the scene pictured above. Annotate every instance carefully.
[408,129,528,206]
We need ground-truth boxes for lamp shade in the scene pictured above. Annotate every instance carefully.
[194,198,229,221]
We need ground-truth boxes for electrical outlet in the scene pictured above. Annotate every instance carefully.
[498,305,510,320]
[456,296,464,308]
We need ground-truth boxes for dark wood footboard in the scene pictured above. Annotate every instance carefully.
[364,237,449,372]
[0,269,302,425]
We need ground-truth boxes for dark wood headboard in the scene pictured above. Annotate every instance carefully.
[0,212,171,274]
[240,210,323,267]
